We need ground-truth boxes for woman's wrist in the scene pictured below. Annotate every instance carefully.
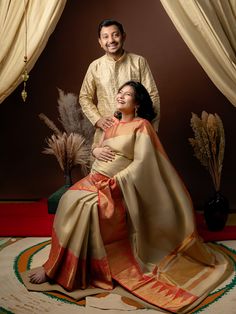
[91,147,97,157]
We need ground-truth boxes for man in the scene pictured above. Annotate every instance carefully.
[79,19,160,145]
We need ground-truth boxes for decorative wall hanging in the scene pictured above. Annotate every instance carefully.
[21,0,29,102]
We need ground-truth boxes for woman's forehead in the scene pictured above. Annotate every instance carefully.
[120,85,134,93]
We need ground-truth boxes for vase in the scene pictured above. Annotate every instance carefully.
[64,171,72,187]
[204,191,229,231]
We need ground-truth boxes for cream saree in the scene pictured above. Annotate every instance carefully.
[29,118,232,313]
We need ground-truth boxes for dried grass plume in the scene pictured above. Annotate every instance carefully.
[43,132,89,178]
[189,111,225,191]
[57,88,94,145]
[39,89,94,183]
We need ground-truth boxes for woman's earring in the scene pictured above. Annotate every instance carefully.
[135,107,138,117]
[114,111,122,119]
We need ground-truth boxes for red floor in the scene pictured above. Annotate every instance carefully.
[0,199,236,241]
[0,199,54,236]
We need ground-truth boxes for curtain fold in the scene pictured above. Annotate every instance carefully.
[0,0,67,104]
[160,0,236,107]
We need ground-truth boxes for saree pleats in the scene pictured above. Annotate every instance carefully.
[44,177,113,291]
[41,118,232,313]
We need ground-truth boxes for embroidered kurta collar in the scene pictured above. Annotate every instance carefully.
[105,50,127,62]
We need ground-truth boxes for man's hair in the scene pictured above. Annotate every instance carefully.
[98,19,125,38]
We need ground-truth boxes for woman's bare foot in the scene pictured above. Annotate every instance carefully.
[29,267,48,284]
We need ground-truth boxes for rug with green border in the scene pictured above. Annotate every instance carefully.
[0,238,236,314]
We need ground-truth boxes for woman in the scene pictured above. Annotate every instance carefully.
[29,81,232,313]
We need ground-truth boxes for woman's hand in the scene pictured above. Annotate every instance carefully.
[96,117,114,131]
[93,146,115,162]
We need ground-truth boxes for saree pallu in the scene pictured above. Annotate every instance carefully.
[43,118,232,313]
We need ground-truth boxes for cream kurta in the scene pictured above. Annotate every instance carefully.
[79,52,160,144]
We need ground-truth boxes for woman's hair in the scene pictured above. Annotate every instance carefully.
[98,19,125,38]
[115,81,157,122]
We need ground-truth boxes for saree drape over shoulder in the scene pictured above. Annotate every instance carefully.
[41,118,231,313]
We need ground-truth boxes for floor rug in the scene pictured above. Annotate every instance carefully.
[0,238,236,314]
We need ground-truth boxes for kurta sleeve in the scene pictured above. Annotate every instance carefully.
[139,57,161,130]
[79,63,101,126]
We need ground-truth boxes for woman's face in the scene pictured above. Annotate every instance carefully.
[116,85,137,115]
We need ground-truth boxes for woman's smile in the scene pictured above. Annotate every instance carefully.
[116,85,137,116]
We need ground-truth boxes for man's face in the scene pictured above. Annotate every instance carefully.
[98,25,126,58]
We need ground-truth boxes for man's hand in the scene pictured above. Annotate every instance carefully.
[93,147,115,162]
[96,117,114,131]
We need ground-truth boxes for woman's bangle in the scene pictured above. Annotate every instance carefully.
[91,147,97,157]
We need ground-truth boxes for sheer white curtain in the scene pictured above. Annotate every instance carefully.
[0,0,67,103]
[160,0,236,107]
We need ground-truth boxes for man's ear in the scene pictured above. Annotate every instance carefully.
[122,33,127,42]
[98,38,102,48]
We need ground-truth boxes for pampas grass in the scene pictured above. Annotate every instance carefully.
[57,88,94,145]
[189,111,225,191]
[39,113,61,136]
[39,89,94,182]
[43,132,89,179]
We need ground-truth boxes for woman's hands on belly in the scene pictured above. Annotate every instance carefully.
[92,146,115,162]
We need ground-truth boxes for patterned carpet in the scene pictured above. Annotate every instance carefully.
[0,238,236,314]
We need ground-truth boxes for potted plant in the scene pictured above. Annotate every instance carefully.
[189,111,229,231]
[39,89,94,213]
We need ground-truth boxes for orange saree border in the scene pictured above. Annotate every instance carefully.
[105,237,198,312]
[64,169,200,312]
[44,228,113,291]
[44,172,123,292]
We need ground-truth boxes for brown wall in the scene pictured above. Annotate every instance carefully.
[1,0,236,211]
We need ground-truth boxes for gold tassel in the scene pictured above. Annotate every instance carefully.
[21,1,29,102]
